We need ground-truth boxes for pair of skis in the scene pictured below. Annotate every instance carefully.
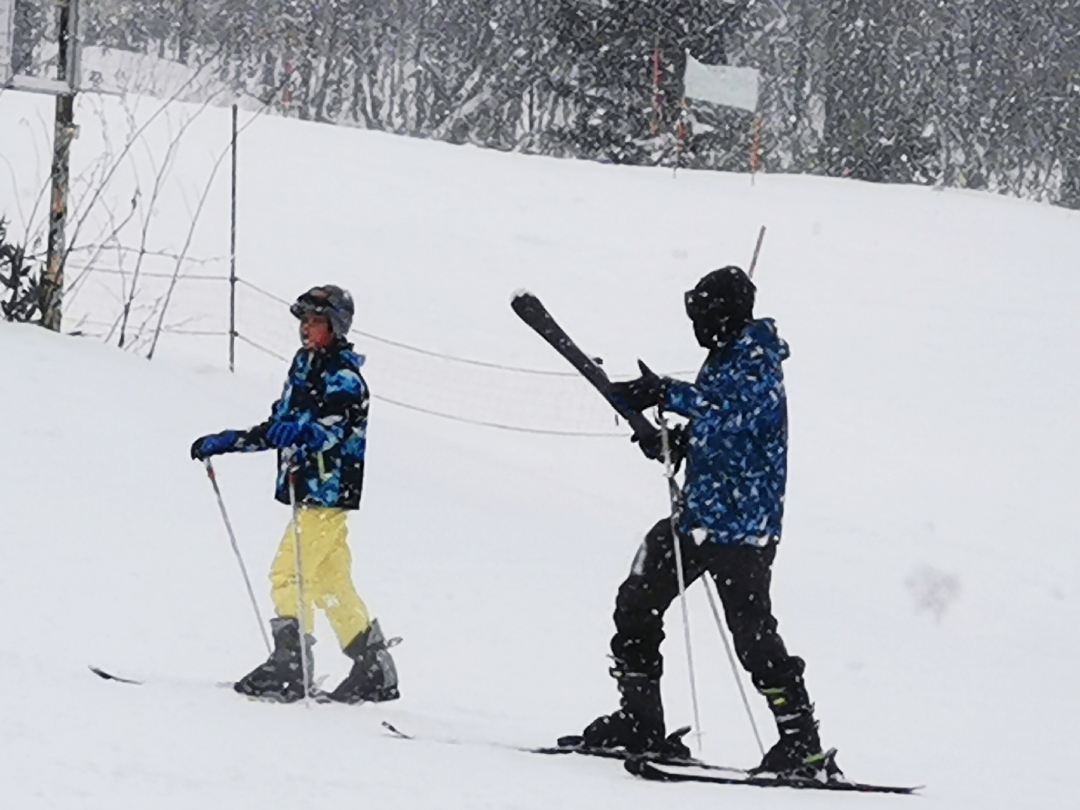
[383,718,919,794]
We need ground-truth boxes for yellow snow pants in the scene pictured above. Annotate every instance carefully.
[269,507,370,648]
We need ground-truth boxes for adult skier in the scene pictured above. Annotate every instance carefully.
[190,284,399,704]
[575,266,840,779]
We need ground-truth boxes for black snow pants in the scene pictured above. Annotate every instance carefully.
[610,517,806,692]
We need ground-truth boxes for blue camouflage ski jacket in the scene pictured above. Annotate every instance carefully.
[663,318,790,545]
[222,339,369,509]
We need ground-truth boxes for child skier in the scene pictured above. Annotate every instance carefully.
[191,284,398,704]
[571,266,840,779]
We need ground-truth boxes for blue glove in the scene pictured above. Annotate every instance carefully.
[266,420,316,449]
[191,430,239,460]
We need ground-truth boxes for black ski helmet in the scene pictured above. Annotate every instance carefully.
[290,284,354,337]
[684,266,756,349]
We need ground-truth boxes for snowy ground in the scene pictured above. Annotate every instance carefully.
[1,89,1079,809]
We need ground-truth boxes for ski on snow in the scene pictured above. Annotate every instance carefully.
[381,721,741,773]
[89,665,331,698]
[91,665,237,691]
[624,756,921,794]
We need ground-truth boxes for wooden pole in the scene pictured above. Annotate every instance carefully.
[749,115,762,186]
[229,104,238,372]
[650,45,662,137]
[673,97,688,177]
[43,0,77,331]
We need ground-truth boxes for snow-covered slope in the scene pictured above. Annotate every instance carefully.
[0,90,1078,809]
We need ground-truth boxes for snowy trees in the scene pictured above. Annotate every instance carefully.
[729,0,1080,206]
[70,0,746,157]
[57,0,1080,208]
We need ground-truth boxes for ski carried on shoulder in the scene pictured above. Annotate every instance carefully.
[510,290,658,443]
[624,756,921,794]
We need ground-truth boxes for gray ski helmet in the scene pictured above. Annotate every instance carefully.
[290,284,354,337]
[684,266,756,348]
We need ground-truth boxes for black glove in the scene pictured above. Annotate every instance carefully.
[632,424,687,466]
[610,360,668,413]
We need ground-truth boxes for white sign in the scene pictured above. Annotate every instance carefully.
[683,53,759,112]
[1,0,81,95]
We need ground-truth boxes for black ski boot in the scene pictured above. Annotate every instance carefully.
[234,617,314,703]
[751,676,843,780]
[576,670,690,758]
[328,619,400,704]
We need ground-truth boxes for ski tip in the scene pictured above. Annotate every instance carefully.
[89,666,142,685]
[510,290,542,316]
[381,720,413,739]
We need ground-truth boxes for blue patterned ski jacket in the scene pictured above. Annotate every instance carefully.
[662,318,790,545]
[218,339,369,509]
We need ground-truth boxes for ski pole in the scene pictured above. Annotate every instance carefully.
[702,574,766,757]
[286,459,312,706]
[748,226,766,278]
[659,413,704,753]
[203,459,272,655]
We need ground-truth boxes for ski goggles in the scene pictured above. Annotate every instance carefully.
[290,289,333,320]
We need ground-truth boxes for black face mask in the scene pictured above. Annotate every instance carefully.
[692,311,743,349]
[684,287,719,323]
